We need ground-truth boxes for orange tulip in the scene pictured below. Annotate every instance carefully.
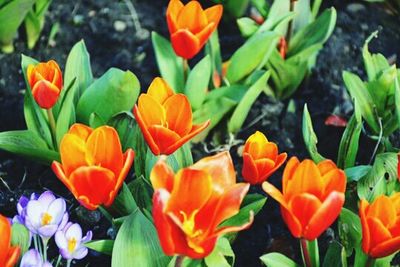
[151,151,253,258]
[242,131,287,184]
[0,214,20,267]
[133,77,209,156]
[359,193,400,258]
[262,157,346,240]
[51,124,135,210]
[27,60,63,109]
[166,0,223,59]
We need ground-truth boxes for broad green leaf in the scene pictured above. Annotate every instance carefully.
[206,85,248,103]
[88,112,106,128]
[362,31,390,81]
[395,77,400,129]
[152,32,184,92]
[11,223,30,256]
[76,68,140,124]
[204,237,235,267]
[185,55,211,110]
[237,17,259,37]
[257,11,295,35]
[302,104,325,163]
[111,209,170,267]
[343,71,380,134]
[108,183,138,217]
[225,0,250,17]
[322,241,347,267]
[107,112,136,151]
[205,30,222,87]
[338,208,362,257]
[345,165,371,183]
[293,0,312,33]
[132,124,148,179]
[128,176,153,212]
[266,0,290,36]
[0,130,59,164]
[55,78,76,146]
[85,240,114,256]
[228,71,270,134]
[260,253,301,267]
[0,0,35,52]
[251,0,269,17]
[226,30,279,84]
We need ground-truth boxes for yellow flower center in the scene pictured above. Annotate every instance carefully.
[180,210,204,254]
[41,213,52,226]
[68,238,77,253]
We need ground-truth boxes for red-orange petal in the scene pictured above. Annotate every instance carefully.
[68,123,93,141]
[166,0,184,34]
[370,236,400,258]
[262,181,288,210]
[31,80,60,109]
[150,157,175,192]
[290,193,322,234]
[242,153,259,184]
[281,206,302,238]
[164,94,193,137]
[254,158,277,183]
[137,94,166,127]
[171,29,201,59]
[133,105,161,155]
[51,161,78,197]
[360,199,371,255]
[5,246,20,267]
[367,217,392,252]
[204,4,223,25]
[282,157,300,194]
[147,77,174,104]
[59,133,87,177]
[176,1,208,34]
[148,125,181,155]
[0,214,11,263]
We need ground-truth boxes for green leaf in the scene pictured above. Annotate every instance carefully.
[88,112,106,128]
[338,208,362,257]
[111,209,170,267]
[55,78,76,146]
[85,240,114,256]
[237,17,259,37]
[128,176,153,212]
[362,31,390,81]
[226,31,279,84]
[306,239,320,267]
[395,77,400,129]
[185,55,211,110]
[205,30,223,87]
[345,165,371,183]
[151,32,184,92]
[322,241,347,267]
[228,71,270,134]
[107,183,138,217]
[260,253,301,267]
[0,130,59,165]
[107,112,136,151]
[24,0,52,49]
[11,223,30,256]
[76,68,140,124]
[302,104,325,163]
[0,0,35,52]
[204,237,235,267]
[224,0,250,17]
[206,85,248,103]
[343,71,380,134]
[337,105,362,169]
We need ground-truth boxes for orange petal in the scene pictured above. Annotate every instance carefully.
[85,126,124,176]
[49,60,63,89]
[150,156,175,192]
[282,157,300,194]
[27,64,35,87]
[147,77,174,104]
[242,153,259,184]
[281,206,302,238]
[359,199,371,255]
[194,23,215,49]
[148,125,181,155]
[166,0,184,34]
[5,246,20,267]
[204,4,223,25]
[164,94,193,137]
[68,123,93,141]
[51,161,78,197]
[254,158,277,183]
[171,29,201,59]
[262,181,289,210]
[321,168,346,200]
[243,131,269,159]
[370,236,400,258]
[304,191,344,240]
[31,80,60,109]
[367,195,397,228]
[69,166,116,210]
[133,105,161,155]
[367,216,392,254]
[317,160,338,176]
[166,168,212,216]
[0,215,11,263]
[176,1,208,34]
[60,133,88,177]
[192,151,236,192]
[289,193,322,234]
[137,94,166,126]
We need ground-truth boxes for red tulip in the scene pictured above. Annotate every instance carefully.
[0,214,20,267]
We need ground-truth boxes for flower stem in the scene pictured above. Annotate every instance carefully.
[42,237,49,261]
[182,59,189,82]
[175,255,185,267]
[55,255,62,267]
[300,238,312,267]
[365,256,376,267]
[46,108,57,149]
[67,259,72,267]
[286,0,297,44]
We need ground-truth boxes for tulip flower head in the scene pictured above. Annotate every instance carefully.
[242,131,287,184]
[55,222,92,260]
[0,214,20,267]
[262,157,346,240]
[360,193,400,258]
[52,123,135,210]
[166,0,223,59]
[20,249,53,267]
[133,77,209,155]
[25,191,68,239]
[151,151,253,259]
[27,60,63,109]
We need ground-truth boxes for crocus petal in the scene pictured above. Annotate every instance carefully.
[164,94,193,137]
[150,157,175,192]
[55,231,68,250]
[26,201,45,229]
[38,225,59,238]
[171,29,201,59]
[73,247,88,260]
[370,236,400,258]
[47,198,66,224]
[66,223,82,242]
[37,191,56,209]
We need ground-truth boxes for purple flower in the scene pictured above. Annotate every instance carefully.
[25,191,68,238]
[13,193,37,225]
[55,222,92,260]
[20,249,53,267]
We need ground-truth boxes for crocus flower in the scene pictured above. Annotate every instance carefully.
[262,157,346,240]
[242,131,287,184]
[151,151,253,258]
[13,193,37,225]
[359,193,400,258]
[166,0,223,59]
[20,249,52,267]
[133,77,209,155]
[27,60,63,109]
[25,191,68,239]
[0,214,20,267]
[55,222,92,260]
[52,124,135,210]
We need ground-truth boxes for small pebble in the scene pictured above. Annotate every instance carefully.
[114,20,127,32]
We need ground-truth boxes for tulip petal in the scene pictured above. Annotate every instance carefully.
[5,246,20,267]
[204,5,223,25]
[133,105,161,155]
[360,199,371,255]
[243,131,269,159]
[147,77,174,104]
[31,80,60,109]
[137,94,166,126]
[242,153,259,184]
[317,160,337,176]
[164,94,193,137]
[290,193,322,233]
[52,161,77,196]
[321,168,346,200]
[150,157,175,192]
[367,217,392,250]
[370,236,400,258]
[48,60,63,89]
[255,158,277,183]
[60,133,87,177]
[262,181,289,210]
[0,215,11,263]
[281,206,302,238]
[166,0,184,34]
[304,191,344,240]
[368,195,396,228]
[195,23,215,49]
[282,157,300,194]
[148,125,181,155]
[171,29,201,59]
[176,1,208,34]
[68,123,92,141]
[70,166,116,210]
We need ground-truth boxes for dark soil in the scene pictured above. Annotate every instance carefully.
[0,0,399,266]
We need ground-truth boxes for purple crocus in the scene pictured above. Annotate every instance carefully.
[12,193,37,225]
[55,222,92,260]
[20,249,53,267]
[25,191,68,238]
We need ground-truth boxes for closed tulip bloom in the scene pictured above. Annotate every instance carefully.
[151,151,253,258]
[52,124,135,210]
[0,214,20,267]
[242,131,287,184]
[360,193,400,258]
[27,60,63,109]
[262,157,346,240]
[133,77,209,155]
[167,0,223,59]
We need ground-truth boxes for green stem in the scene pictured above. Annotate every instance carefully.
[182,58,189,82]
[67,259,72,267]
[175,255,185,267]
[55,255,62,267]
[46,108,57,149]
[42,237,49,262]
[33,234,39,252]
[300,238,312,267]
[311,0,322,18]
[286,0,297,44]
[365,256,376,267]
[99,206,115,226]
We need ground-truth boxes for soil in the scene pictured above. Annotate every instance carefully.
[0,0,399,266]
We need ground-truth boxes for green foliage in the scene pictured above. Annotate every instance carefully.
[260,252,301,267]
[302,104,325,163]
[85,240,114,256]
[24,0,52,49]
[11,223,31,256]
